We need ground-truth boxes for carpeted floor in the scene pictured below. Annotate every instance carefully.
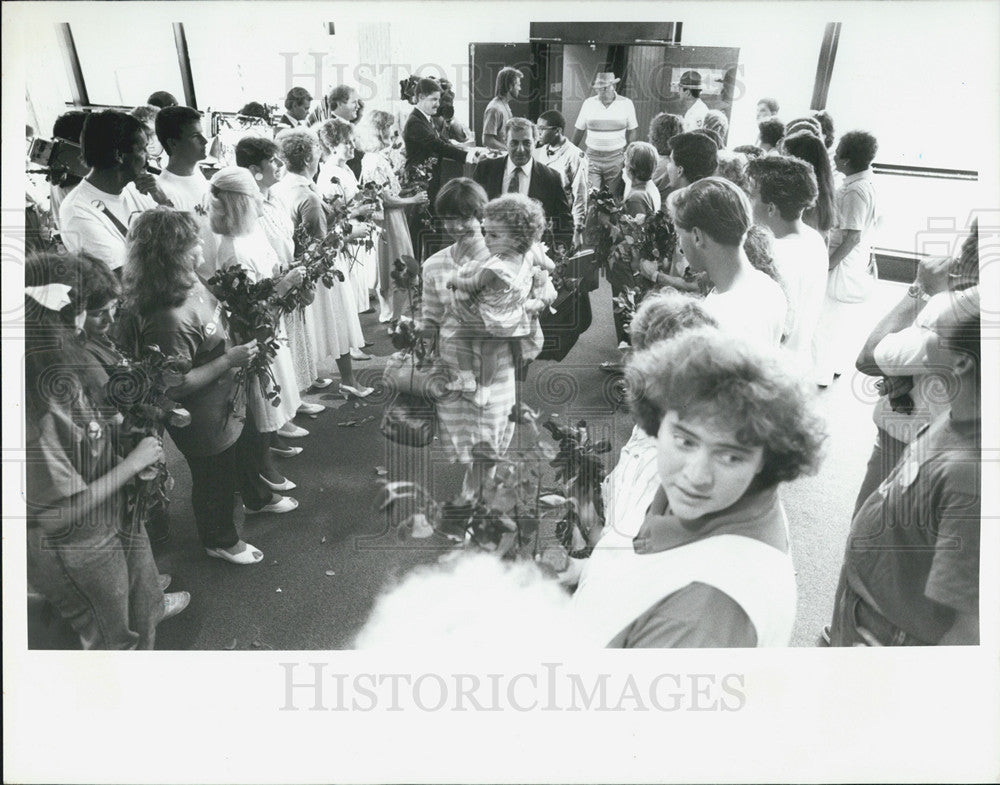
[27,277,907,650]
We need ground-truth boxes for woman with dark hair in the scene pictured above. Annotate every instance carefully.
[419,178,517,493]
[25,252,188,647]
[272,128,373,398]
[124,207,271,564]
[235,135,323,415]
[780,130,836,241]
[572,327,825,647]
[360,109,430,329]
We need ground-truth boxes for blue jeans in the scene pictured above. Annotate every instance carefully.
[27,523,163,650]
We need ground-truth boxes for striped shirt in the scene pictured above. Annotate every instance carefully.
[574,94,638,152]
[421,240,516,463]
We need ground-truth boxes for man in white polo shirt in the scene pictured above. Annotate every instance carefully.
[59,110,165,272]
[572,72,638,195]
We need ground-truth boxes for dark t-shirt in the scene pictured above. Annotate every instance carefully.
[139,282,244,457]
[847,415,981,643]
[608,582,758,648]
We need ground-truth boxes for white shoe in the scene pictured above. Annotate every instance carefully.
[162,591,191,621]
[245,495,299,515]
[350,349,372,361]
[339,383,374,399]
[297,402,325,416]
[278,423,309,438]
[259,473,297,492]
[311,377,334,389]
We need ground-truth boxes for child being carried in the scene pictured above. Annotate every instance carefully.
[447,193,553,406]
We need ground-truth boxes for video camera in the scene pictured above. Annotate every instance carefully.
[26,137,89,180]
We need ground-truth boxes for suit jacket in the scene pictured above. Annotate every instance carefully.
[403,107,469,214]
[474,156,574,245]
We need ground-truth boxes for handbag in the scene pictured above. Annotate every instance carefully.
[380,336,449,400]
[380,392,437,448]
[537,280,593,362]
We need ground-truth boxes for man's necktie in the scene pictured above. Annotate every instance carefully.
[509,166,522,194]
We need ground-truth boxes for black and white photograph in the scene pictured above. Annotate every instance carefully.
[3,1,998,781]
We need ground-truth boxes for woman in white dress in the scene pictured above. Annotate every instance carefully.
[208,166,304,496]
[235,136,326,427]
[359,110,429,329]
[316,117,377,359]
[272,128,373,398]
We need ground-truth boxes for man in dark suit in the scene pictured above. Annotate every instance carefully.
[476,117,588,367]
[403,78,485,255]
[473,117,574,248]
[275,87,312,131]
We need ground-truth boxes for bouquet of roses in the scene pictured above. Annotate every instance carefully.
[398,157,437,198]
[374,403,610,573]
[344,179,383,259]
[103,343,191,533]
[206,264,283,410]
[293,221,347,302]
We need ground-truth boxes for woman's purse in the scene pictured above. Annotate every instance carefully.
[380,335,449,400]
[379,334,442,448]
[380,392,437,448]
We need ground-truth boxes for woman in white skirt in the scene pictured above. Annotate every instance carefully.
[235,136,326,434]
[317,117,377,359]
[272,128,374,398]
[208,166,303,499]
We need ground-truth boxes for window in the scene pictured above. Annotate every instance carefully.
[70,20,184,107]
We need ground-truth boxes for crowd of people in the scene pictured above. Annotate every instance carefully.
[23,65,981,651]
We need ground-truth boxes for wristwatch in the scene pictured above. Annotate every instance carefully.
[907,283,925,299]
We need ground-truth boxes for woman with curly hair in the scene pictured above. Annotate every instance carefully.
[123,207,271,565]
[359,109,430,328]
[780,130,836,241]
[272,127,372,398]
[317,117,378,345]
[25,252,188,646]
[572,326,825,647]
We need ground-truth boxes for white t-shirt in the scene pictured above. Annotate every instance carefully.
[683,98,709,132]
[156,167,210,212]
[771,227,829,365]
[704,268,787,348]
[574,94,638,152]
[59,179,157,270]
[828,169,878,299]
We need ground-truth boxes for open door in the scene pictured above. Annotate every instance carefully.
[472,34,739,142]
[468,42,535,145]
